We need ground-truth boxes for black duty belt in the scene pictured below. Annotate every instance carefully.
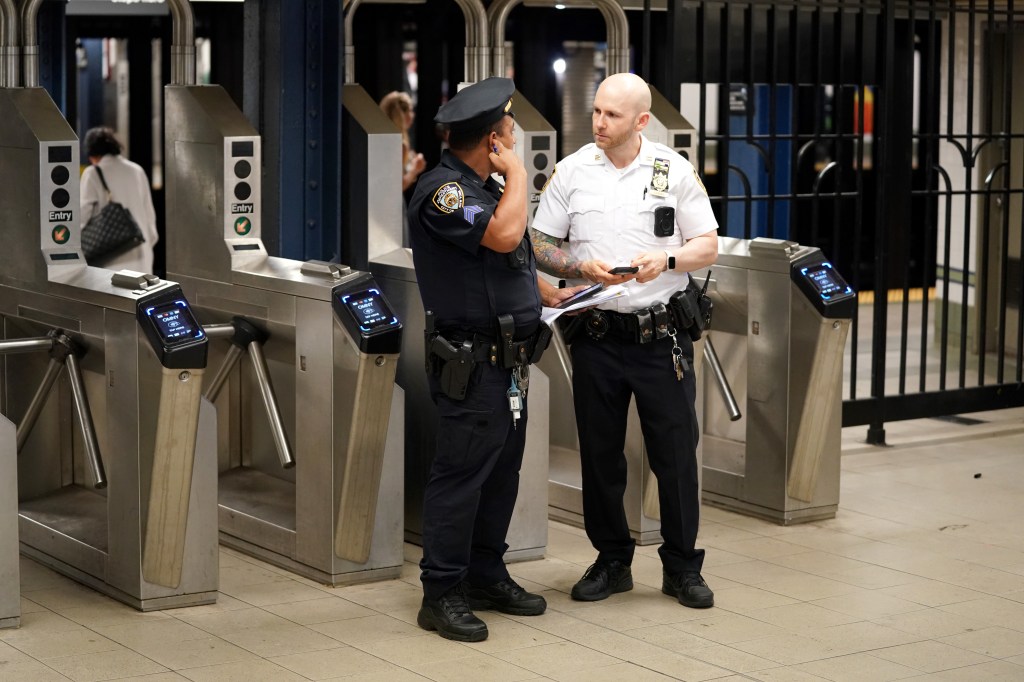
[588,304,681,344]
[437,321,549,368]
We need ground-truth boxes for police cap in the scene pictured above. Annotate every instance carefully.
[434,77,515,133]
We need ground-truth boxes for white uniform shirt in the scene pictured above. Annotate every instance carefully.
[80,154,159,274]
[533,135,718,311]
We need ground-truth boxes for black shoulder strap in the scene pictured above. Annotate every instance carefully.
[93,165,112,199]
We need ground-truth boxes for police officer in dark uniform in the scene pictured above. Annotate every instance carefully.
[408,77,575,642]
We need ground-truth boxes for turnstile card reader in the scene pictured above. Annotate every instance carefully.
[700,237,854,524]
[792,256,856,319]
[139,293,208,368]
[332,285,402,355]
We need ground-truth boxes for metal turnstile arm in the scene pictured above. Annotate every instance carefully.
[63,351,107,489]
[202,342,243,403]
[16,357,63,452]
[2,331,108,487]
[0,334,58,451]
[201,318,294,468]
[0,338,54,354]
[246,341,294,469]
[550,322,573,386]
[704,335,741,422]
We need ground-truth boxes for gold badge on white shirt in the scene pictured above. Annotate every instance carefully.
[650,158,670,197]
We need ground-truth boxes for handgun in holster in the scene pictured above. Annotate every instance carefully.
[424,311,474,400]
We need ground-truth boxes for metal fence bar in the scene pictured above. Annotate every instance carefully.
[897,9,913,397]
[850,8,867,402]
[919,5,938,394]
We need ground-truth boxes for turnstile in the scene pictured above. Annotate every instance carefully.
[0,87,218,610]
[165,84,405,586]
[512,90,557,226]
[700,237,855,524]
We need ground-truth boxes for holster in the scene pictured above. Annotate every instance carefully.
[669,276,713,341]
[496,314,551,368]
[438,341,475,400]
[424,311,476,400]
[530,324,553,364]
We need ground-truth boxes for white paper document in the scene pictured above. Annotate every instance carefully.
[541,285,628,325]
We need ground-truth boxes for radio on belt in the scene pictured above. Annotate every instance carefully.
[136,287,208,368]
[790,253,856,318]
[331,276,402,354]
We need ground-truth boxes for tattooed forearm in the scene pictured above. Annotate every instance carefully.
[530,228,583,279]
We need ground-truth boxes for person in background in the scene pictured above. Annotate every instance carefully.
[80,126,159,274]
[380,90,427,191]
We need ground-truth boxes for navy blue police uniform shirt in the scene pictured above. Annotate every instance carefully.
[409,150,541,337]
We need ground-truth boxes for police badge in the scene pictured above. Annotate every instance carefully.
[650,158,671,197]
[432,182,465,214]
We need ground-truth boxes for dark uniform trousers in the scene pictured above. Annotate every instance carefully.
[420,362,527,600]
[571,333,705,575]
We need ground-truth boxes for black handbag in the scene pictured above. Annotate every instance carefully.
[80,166,145,265]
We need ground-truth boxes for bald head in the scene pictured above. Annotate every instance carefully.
[591,73,652,162]
[596,73,652,118]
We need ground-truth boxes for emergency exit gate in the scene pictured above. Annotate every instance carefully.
[666,1,1024,438]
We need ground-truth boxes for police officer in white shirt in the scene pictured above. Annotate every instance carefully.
[531,72,719,609]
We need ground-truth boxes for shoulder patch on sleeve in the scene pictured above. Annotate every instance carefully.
[432,182,465,214]
[692,168,708,196]
[540,166,556,193]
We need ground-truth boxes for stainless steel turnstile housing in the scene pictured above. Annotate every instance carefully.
[165,84,405,586]
[699,237,854,524]
[513,90,557,226]
[0,87,218,610]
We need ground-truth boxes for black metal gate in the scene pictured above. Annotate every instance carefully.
[670,1,1024,442]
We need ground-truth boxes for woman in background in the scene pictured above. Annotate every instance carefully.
[80,127,159,273]
[380,91,427,191]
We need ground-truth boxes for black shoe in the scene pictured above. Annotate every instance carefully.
[417,584,488,642]
[662,571,714,608]
[465,577,547,616]
[570,560,633,602]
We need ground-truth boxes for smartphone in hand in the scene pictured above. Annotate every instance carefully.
[555,283,604,309]
[608,266,639,275]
